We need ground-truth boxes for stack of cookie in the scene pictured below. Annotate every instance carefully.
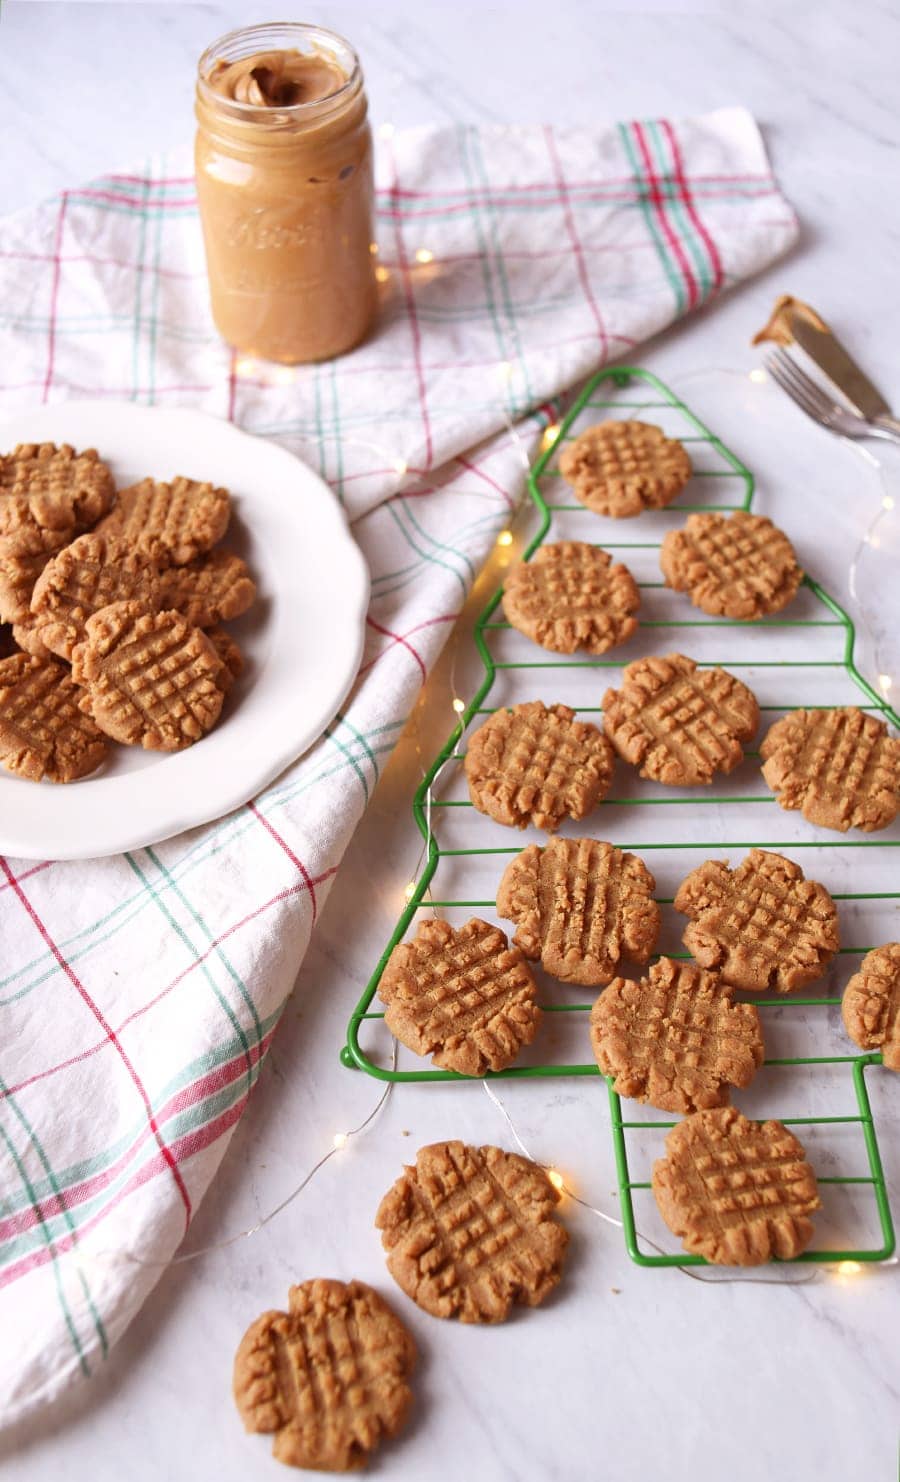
[0,441,256,782]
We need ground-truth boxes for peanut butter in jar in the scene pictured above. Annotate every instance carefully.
[195,23,377,364]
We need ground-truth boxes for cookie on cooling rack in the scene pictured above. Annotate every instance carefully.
[761,706,900,833]
[378,917,540,1076]
[589,956,764,1114]
[496,836,659,986]
[375,1140,569,1322]
[674,848,840,994]
[465,700,615,831]
[96,474,230,566]
[501,541,640,654]
[660,510,803,619]
[0,652,108,783]
[842,942,900,1070]
[0,442,115,536]
[602,652,759,785]
[233,1278,416,1472]
[652,1106,820,1266]
[558,420,691,518]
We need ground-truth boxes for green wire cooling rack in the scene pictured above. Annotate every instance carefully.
[343,366,899,1268]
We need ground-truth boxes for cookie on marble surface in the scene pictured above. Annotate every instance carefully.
[660,510,803,619]
[465,700,614,831]
[558,420,691,518]
[674,848,840,994]
[842,942,900,1070]
[0,652,107,782]
[233,1278,416,1472]
[496,836,659,986]
[760,706,900,833]
[72,600,227,751]
[375,1140,569,1322]
[502,541,640,654]
[602,652,759,785]
[0,442,115,536]
[378,917,540,1076]
[589,956,764,1114]
[97,474,230,567]
[29,531,162,661]
[652,1106,820,1266]
[156,548,256,628]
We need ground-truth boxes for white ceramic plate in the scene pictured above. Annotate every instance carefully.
[0,402,369,860]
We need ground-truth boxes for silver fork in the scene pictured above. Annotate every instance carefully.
[765,347,900,446]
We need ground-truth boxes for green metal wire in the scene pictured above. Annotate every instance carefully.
[342,366,898,1268]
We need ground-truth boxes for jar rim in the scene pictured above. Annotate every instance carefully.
[196,21,361,118]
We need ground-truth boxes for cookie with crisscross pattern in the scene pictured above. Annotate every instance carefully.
[761,706,900,833]
[660,510,803,619]
[233,1278,416,1472]
[156,548,256,628]
[0,442,115,537]
[502,542,640,654]
[29,531,162,660]
[842,942,900,1070]
[590,956,764,1113]
[558,420,691,518]
[674,848,839,994]
[652,1106,820,1265]
[602,652,759,785]
[375,1141,569,1322]
[96,474,230,567]
[496,836,659,986]
[378,917,540,1075]
[0,525,71,623]
[465,700,614,831]
[72,600,227,752]
[0,652,107,782]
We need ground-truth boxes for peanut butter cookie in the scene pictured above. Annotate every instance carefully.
[590,956,764,1114]
[502,542,640,654]
[206,626,244,691]
[0,652,107,782]
[72,601,227,751]
[233,1278,416,1472]
[761,706,900,833]
[842,942,900,1070]
[602,652,759,785]
[11,614,53,660]
[378,917,540,1076]
[496,836,659,986]
[465,700,614,831]
[155,548,255,627]
[652,1106,820,1265]
[29,532,162,661]
[559,420,691,518]
[97,475,230,566]
[660,510,803,619]
[0,442,114,536]
[674,849,840,994]
[0,525,71,623]
[375,1141,569,1322]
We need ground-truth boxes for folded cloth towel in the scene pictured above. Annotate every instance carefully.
[0,107,796,1423]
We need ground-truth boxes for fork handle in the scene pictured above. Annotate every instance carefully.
[871,414,900,445]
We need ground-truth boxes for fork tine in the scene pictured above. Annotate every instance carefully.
[765,354,830,427]
[767,348,838,416]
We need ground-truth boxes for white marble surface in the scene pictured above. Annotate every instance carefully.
[2,2,900,1479]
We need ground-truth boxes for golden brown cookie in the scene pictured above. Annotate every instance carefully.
[761,706,900,833]
[502,542,640,655]
[0,525,71,623]
[206,626,244,691]
[590,956,764,1113]
[674,848,840,994]
[602,652,759,785]
[29,532,162,661]
[0,653,107,782]
[11,614,53,660]
[0,443,115,536]
[233,1278,416,1472]
[96,475,230,566]
[652,1106,820,1266]
[378,917,540,1076]
[465,700,614,831]
[375,1140,569,1322]
[496,836,659,986]
[842,943,900,1070]
[660,511,803,619]
[558,420,691,519]
[72,601,227,751]
[155,549,256,628]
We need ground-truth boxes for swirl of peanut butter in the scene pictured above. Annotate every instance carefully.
[207,49,348,108]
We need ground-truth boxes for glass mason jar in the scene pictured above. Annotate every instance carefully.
[195,22,376,364]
